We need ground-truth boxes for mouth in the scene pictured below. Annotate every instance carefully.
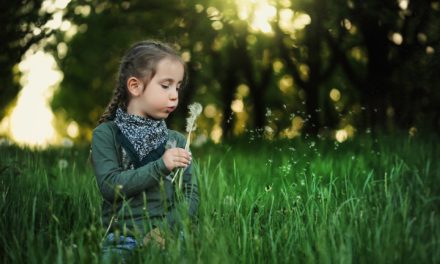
[166,106,176,113]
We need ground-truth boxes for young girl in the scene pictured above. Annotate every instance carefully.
[91,40,199,259]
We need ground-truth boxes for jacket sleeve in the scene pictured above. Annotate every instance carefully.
[91,126,171,202]
[165,133,200,228]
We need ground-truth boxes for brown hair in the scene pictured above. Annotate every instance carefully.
[98,40,187,124]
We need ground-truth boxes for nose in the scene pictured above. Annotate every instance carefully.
[169,87,178,100]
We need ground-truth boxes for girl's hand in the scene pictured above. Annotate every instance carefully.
[143,228,165,249]
[162,147,192,172]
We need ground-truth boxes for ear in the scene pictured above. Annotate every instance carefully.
[127,77,143,96]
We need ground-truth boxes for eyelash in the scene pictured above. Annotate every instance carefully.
[161,84,181,92]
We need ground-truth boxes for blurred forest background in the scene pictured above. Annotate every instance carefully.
[1,0,440,145]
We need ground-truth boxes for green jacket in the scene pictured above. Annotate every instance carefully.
[91,121,199,236]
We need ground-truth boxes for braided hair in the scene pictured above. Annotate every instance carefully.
[98,40,187,124]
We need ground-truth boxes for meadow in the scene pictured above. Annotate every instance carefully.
[1,132,439,263]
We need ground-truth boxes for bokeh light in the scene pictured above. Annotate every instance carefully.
[7,51,62,146]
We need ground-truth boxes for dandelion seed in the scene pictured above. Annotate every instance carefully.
[265,108,272,117]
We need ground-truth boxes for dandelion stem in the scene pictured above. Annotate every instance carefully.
[171,102,202,189]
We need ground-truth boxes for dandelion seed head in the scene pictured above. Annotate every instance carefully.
[189,102,203,117]
[409,126,417,137]
[223,195,234,206]
[186,102,203,133]
[58,159,68,170]
[62,138,74,148]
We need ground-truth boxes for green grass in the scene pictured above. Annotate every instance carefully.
[1,133,439,263]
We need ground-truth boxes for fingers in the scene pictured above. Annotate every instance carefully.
[173,148,192,168]
[176,148,192,160]
[173,157,191,168]
[163,148,193,171]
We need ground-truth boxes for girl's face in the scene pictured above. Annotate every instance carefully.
[127,57,184,120]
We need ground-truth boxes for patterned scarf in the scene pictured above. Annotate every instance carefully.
[114,108,168,160]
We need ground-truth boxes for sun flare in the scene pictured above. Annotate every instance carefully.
[4,51,62,147]
[236,0,311,34]
[237,0,277,33]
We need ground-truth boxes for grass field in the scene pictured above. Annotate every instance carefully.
[1,133,439,263]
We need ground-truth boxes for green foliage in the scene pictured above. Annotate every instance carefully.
[1,134,439,263]
[48,0,440,140]
[0,0,54,119]
[51,0,187,131]
[3,1,440,138]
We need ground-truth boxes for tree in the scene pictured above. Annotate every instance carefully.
[327,0,440,130]
[51,0,188,138]
[274,0,339,135]
[0,0,54,120]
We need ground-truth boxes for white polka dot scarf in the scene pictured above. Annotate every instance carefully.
[114,108,168,160]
